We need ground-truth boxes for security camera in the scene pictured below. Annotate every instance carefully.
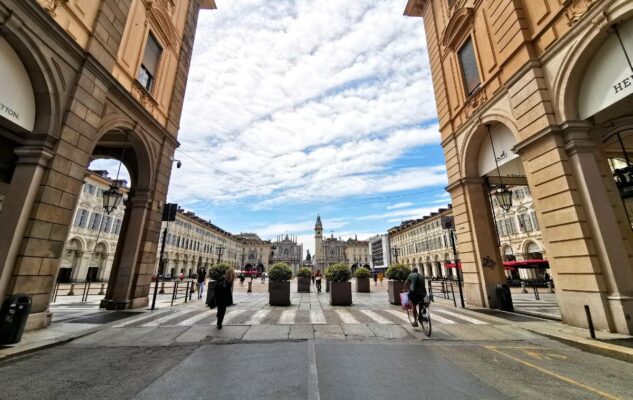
[176,160,182,169]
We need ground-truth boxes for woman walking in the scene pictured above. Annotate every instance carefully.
[315,270,322,293]
[214,269,232,329]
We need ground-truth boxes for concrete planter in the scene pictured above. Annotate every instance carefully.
[326,279,330,292]
[356,277,370,293]
[269,281,291,306]
[297,277,311,293]
[388,280,406,304]
[330,281,352,306]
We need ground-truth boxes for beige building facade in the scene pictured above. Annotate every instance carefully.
[0,0,215,330]
[389,206,455,279]
[405,0,633,333]
[60,171,128,283]
[235,233,272,271]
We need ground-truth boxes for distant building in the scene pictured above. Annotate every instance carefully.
[313,215,370,272]
[59,171,128,283]
[368,234,391,272]
[235,233,272,272]
[271,234,304,274]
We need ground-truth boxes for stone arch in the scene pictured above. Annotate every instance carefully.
[460,114,522,179]
[554,2,633,122]
[0,18,63,137]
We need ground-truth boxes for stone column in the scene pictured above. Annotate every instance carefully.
[562,123,633,333]
[71,252,91,282]
[98,253,114,282]
[0,146,53,304]
[448,178,507,308]
[100,190,150,310]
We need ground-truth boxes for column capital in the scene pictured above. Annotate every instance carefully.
[14,147,54,167]
[561,120,600,156]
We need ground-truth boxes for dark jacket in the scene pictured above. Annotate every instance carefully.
[214,277,231,307]
[197,271,206,283]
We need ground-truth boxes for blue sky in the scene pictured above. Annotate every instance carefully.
[92,0,448,256]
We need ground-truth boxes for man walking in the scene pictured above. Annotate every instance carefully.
[197,268,206,299]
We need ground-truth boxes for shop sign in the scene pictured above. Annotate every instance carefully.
[614,165,633,199]
[579,19,633,119]
[477,123,519,177]
[0,37,36,131]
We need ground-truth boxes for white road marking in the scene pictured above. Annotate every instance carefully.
[177,309,216,326]
[112,310,170,328]
[426,312,456,324]
[310,310,326,324]
[141,309,197,327]
[279,310,296,324]
[335,309,359,324]
[358,309,391,324]
[434,309,487,324]
[385,309,410,323]
[244,310,270,325]
[222,309,247,324]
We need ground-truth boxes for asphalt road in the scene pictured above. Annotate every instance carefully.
[0,337,631,400]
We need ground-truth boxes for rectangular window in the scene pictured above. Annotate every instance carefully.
[89,213,102,230]
[102,216,112,233]
[74,209,88,227]
[113,219,122,235]
[458,38,481,96]
[137,33,162,92]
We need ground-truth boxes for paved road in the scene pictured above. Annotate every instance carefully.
[2,291,631,399]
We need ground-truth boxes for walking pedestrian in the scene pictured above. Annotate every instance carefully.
[312,273,315,285]
[315,270,322,293]
[373,271,378,286]
[239,272,245,286]
[226,268,236,306]
[214,269,232,329]
[197,268,206,299]
[378,272,384,285]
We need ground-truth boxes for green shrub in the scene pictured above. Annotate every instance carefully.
[209,262,230,280]
[386,264,411,281]
[325,263,351,282]
[354,267,371,279]
[268,262,293,282]
[296,267,312,279]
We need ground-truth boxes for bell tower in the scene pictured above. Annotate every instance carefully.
[314,214,323,267]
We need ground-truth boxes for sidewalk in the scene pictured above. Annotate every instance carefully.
[431,296,633,363]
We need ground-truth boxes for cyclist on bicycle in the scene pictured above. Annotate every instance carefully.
[404,267,427,327]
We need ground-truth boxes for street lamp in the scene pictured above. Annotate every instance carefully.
[391,247,400,263]
[102,184,123,215]
[486,124,513,213]
[216,246,225,264]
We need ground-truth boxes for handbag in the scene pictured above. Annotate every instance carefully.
[206,281,217,309]
[400,292,413,310]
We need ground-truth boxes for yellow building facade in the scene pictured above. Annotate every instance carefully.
[405,0,633,333]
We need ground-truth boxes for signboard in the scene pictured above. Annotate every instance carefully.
[579,19,633,119]
[441,216,455,230]
[477,123,520,177]
[162,203,178,221]
[0,37,36,131]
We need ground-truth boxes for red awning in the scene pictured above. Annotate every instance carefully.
[444,262,461,269]
[503,259,549,269]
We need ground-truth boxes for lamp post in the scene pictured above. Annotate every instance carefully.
[391,247,400,264]
[216,246,225,264]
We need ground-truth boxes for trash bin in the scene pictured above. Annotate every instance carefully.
[0,294,32,345]
[495,284,514,312]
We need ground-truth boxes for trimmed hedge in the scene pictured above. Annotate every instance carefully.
[325,263,351,282]
[353,267,371,279]
[209,262,231,280]
[296,267,313,279]
[385,264,411,281]
[268,262,293,282]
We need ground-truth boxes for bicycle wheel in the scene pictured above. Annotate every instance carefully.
[419,306,432,337]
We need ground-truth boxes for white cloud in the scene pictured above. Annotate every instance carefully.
[358,206,440,222]
[168,0,440,207]
[387,202,414,210]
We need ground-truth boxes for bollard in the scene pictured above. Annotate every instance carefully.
[184,282,189,303]
[533,283,540,300]
[450,283,457,307]
[584,305,596,339]
[547,281,554,294]
[521,281,528,293]
[247,281,252,293]
[53,282,60,303]
[159,281,165,294]
[171,281,178,306]
[67,283,75,296]
[190,280,196,294]
[98,283,105,295]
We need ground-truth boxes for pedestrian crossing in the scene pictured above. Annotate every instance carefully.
[118,306,490,328]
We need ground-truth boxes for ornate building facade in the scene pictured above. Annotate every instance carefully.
[405,0,633,333]
[313,215,370,272]
[0,0,216,330]
[235,233,272,272]
[59,171,128,283]
[271,234,304,274]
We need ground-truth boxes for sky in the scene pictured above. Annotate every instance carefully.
[92,0,449,257]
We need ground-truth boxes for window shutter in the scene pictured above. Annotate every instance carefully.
[143,33,162,76]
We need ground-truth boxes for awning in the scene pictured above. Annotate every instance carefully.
[503,259,549,269]
[444,262,461,269]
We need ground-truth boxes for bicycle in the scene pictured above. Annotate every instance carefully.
[406,295,431,337]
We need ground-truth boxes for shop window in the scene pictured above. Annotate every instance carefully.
[0,137,17,183]
[137,32,162,93]
[457,38,481,96]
